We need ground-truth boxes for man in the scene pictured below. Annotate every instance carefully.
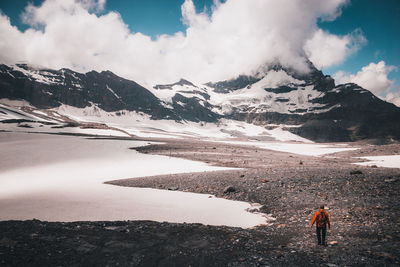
[311,205,331,246]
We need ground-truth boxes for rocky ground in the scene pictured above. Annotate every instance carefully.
[1,137,400,266]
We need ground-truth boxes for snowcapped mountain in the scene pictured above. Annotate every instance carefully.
[0,64,177,120]
[151,79,220,122]
[1,62,399,142]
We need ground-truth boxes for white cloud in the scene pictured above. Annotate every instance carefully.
[334,61,400,107]
[304,28,366,69]
[21,0,106,27]
[334,61,397,95]
[385,92,400,107]
[0,0,352,86]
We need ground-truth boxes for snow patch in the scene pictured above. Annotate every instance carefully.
[205,70,328,115]
[0,102,45,122]
[106,84,121,99]
[354,155,400,168]
[54,104,310,142]
[217,140,358,156]
[266,126,312,143]
[32,110,48,116]
[12,65,63,85]
[0,132,269,228]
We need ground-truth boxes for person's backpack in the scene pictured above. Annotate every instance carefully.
[316,211,327,228]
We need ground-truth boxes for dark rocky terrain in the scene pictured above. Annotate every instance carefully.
[1,138,399,266]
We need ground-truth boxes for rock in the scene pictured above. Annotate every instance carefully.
[104,226,129,232]
[223,186,236,193]
[0,237,17,247]
[104,241,134,249]
[350,170,363,175]
[167,186,179,191]
[76,241,97,253]
[328,241,338,246]
[179,239,209,249]
[370,165,378,168]
[247,208,259,213]
[261,178,268,183]
[326,263,338,267]
[373,252,396,260]
[384,178,397,183]
[259,205,269,213]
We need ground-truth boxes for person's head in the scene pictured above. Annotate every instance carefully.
[320,205,324,210]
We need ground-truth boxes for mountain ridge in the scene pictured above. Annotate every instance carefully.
[1,62,399,142]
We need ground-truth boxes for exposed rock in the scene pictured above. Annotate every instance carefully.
[258,205,270,213]
[328,241,339,246]
[168,186,179,191]
[205,75,261,93]
[223,186,236,194]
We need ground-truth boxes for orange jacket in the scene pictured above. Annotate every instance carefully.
[311,209,331,228]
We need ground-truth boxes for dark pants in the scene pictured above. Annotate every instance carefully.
[316,227,326,245]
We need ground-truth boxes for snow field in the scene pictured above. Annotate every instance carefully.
[0,132,271,228]
[354,155,400,168]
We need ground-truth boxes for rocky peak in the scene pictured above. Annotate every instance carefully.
[154,79,197,90]
[205,75,261,93]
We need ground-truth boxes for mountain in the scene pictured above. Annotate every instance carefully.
[209,63,400,142]
[1,62,399,142]
[152,79,220,122]
[0,64,177,120]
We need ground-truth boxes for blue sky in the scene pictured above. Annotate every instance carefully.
[0,0,399,101]
[0,0,216,35]
[319,0,400,85]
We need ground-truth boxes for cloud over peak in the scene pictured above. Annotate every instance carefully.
[0,0,360,85]
[304,28,366,69]
[334,61,397,95]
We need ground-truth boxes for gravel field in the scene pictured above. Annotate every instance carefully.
[1,137,400,266]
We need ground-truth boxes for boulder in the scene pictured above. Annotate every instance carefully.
[223,186,236,193]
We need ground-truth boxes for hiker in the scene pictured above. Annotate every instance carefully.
[311,205,331,246]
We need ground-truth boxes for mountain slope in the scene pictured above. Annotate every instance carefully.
[152,79,220,122]
[1,62,399,142]
[209,65,400,142]
[0,64,177,120]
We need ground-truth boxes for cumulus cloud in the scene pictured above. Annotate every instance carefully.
[386,92,400,107]
[304,28,366,69]
[0,0,353,85]
[334,60,400,106]
[334,61,397,95]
